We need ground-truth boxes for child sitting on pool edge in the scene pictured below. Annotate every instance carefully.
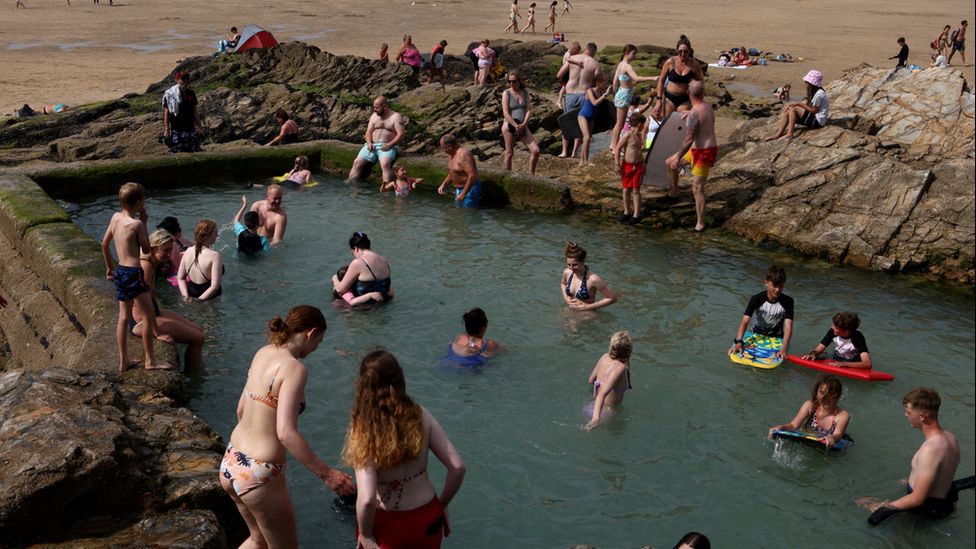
[802,311,872,369]
[283,155,313,186]
[586,331,633,430]
[332,266,386,306]
[232,195,269,255]
[381,165,423,197]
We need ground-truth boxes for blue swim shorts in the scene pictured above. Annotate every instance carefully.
[357,142,398,163]
[114,264,148,301]
[614,88,633,109]
[454,180,482,208]
[564,92,586,112]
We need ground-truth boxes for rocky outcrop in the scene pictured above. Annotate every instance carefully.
[708,66,974,282]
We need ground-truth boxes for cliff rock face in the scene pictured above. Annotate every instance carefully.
[713,66,974,282]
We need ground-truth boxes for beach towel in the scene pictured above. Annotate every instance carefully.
[162,84,182,117]
[708,63,749,70]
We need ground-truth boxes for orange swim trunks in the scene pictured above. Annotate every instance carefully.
[682,146,718,178]
[621,161,645,189]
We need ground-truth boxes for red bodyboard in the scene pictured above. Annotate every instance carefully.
[787,355,894,381]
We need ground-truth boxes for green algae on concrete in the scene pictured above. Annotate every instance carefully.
[0,173,72,243]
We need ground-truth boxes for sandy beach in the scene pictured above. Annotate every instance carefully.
[2,1,974,115]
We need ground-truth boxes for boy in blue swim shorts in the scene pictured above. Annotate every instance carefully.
[100,182,173,372]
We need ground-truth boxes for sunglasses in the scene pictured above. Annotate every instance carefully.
[508,79,518,83]
[678,49,690,55]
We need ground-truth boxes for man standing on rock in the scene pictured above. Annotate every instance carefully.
[347,96,405,187]
[556,42,599,158]
[250,184,287,245]
[162,71,203,153]
[437,134,481,208]
[665,80,717,232]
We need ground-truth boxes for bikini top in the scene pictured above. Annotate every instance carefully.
[667,63,694,85]
[565,267,591,300]
[809,406,836,436]
[593,363,632,397]
[618,72,632,82]
[244,362,306,414]
[378,466,427,510]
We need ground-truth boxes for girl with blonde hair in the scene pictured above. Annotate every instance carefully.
[586,331,633,430]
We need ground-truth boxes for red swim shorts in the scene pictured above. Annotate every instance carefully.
[682,146,719,178]
[621,161,645,189]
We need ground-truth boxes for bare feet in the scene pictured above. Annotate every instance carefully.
[764,134,781,142]
[694,224,706,232]
[119,361,139,373]
[777,134,793,141]
[145,361,177,370]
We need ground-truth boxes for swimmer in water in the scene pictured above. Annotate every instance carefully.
[768,374,850,448]
[586,331,633,430]
[447,308,499,363]
[332,266,385,306]
[560,241,617,311]
[381,165,423,197]
[283,155,313,186]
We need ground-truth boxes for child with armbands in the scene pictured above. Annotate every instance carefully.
[332,266,386,306]
[802,311,872,369]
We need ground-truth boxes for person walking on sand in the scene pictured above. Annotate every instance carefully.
[665,80,717,231]
[505,0,522,33]
[16,1,26,9]
[561,0,572,16]
[948,20,967,66]
[347,96,406,186]
[544,1,558,33]
[520,3,537,33]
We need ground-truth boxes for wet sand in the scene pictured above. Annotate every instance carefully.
[2,0,973,114]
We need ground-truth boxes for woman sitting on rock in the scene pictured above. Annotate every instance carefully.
[266,109,299,146]
[765,70,829,141]
[501,70,541,175]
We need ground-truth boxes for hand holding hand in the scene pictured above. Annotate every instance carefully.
[324,468,355,495]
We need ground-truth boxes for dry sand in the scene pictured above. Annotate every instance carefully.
[2,0,974,116]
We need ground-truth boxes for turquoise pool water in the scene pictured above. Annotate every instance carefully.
[68,180,975,548]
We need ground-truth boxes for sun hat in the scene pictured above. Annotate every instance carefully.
[803,70,823,87]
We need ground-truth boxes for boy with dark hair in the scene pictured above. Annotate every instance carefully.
[802,311,873,369]
[100,182,173,372]
[232,195,269,255]
[890,37,909,68]
[730,265,794,359]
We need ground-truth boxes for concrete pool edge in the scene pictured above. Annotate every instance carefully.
[0,172,239,545]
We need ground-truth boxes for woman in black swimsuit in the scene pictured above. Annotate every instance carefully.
[177,219,224,301]
[332,232,394,303]
[653,37,704,120]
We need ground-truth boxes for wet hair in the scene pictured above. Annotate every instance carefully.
[294,155,309,170]
[238,230,263,256]
[267,305,326,347]
[333,266,349,299]
[343,350,423,470]
[832,311,860,331]
[243,211,259,231]
[274,109,289,122]
[673,532,710,549]
[608,331,632,361]
[193,219,218,258]
[157,216,182,236]
[622,44,638,57]
[349,231,371,250]
[118,182,146,209]
[565,241,587,262]
[394,164,408,177]
[463,308,488,336]
[903,387,941,415]
[765,265,787,286]
[148,228,174,249]
[811,374,842,406]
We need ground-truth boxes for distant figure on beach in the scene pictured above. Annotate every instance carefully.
[674,531,711,549]
[378,43,389,64]
[577,73,611,166]
[505,0,521,33]
[890,37,909,69]
[343,350,466,549]
[859,387,961,522]
[934,25,952,59]
[666,80,717,231]
[561,0,571,15]
[381,164,422,197]
[100,183,173,372]
[428,40,448,89]
[446,308,499,366]
[731,46,753,67]
[437,134,481,208]
[397,35,423,75]
[652,37,704,120]
[561,241,617,311]
[265,109,299,146]
[473,39,497,86]
[557,42,599,158]
[250,184,287,244]
[610,44,658,152]
[501,70,541,175]
[521,3,537,33]
[233,195,269,254]
[283,155,313,186]
[729,265,793,359]
[177,219,223,301]
[332,232,393,304]
[768,374,850,448]
[347,96,405,186]
[14,103,70,117]
[948,20,967,66]
[220,305,355,548]
[614,111,648,224]
[544,1,558,32]
[764,69,829,141]
[802,312,873,369]
[162,71,202,153]
[586,331,633,430]
[216,26,241,55]
[134,229,206,368]
[16,0,25,7]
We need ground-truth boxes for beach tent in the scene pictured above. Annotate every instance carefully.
[233,25,278,53]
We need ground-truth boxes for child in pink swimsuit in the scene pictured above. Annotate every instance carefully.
[381,165,423,197]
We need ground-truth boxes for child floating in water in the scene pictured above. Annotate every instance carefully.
[332,266,385,306]
[802,311,873,369]
[232,195,269,254]
[586,331,633,430]
[283,155,313,186]
[768,374,850,448]
[381,165,423,197]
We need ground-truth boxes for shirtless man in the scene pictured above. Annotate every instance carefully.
[437,134,481,208]
[860,387,962,524]
[249,184,287,245]
[347,96,406,186]
[556,42,599,157]
[665,80,717,232]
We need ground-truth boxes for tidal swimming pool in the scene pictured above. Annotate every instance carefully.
[68,180,975,548]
